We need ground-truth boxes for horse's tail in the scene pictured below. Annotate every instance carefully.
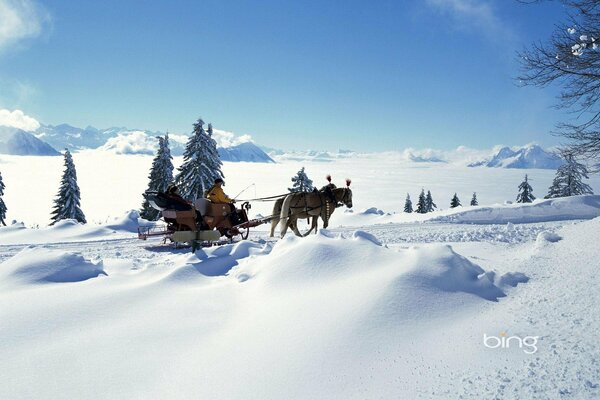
[279,194,294,237]
[269,198,283,237]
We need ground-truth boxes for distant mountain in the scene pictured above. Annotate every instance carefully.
[407,153,447,163]
[0,126,60,156]
[30,123,276,162]
[267,149,357,163]
[468,144,564,169]
[218,142,274,163]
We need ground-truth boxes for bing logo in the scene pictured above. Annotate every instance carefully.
[483,331,539,354]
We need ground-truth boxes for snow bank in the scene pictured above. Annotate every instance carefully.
[236,230,508,305]
[0,211,143,244]
[429,195,600,224]
[0,247,106,286]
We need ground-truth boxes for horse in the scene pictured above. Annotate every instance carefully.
[269,183,336,237]
[279,180,353,238]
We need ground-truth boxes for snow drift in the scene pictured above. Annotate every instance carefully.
[430,195,600,224]
[0,247,106,286]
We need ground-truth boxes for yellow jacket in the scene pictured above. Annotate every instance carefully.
[206,185,233,203]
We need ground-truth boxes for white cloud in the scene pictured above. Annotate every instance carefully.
[211,128,253,148]
[99,131,157,155]
[0,108,40,131]
[165,129,253,149]
[0,0,50,52]
[424,0,514,42]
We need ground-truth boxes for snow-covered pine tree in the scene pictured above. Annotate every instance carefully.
[51,149,86,225]
[545,153,594,198]
[0,171,6,226]
[140,134,175,220]
[470,192,478,206]
[425,190,437,212]
[516,174,535,203]
[415,189,427,214]
[404,193,413,213]
[175,119,224,200]
[289,167,314,193]
[450,193,461,208]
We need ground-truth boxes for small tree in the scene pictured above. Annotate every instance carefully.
[415,189,427,214]
[516,174,536,203]
[141,134,174,220]
[403,193,413,213]
[289,167,314,193]
[0,171,6,226]
[425,190,437,212]
[470,192,478,206]
[175,118,224,200]
[545,152,594,198]
[51,149,86,225]
[450,193,461,208]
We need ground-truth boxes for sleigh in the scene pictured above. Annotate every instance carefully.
[139,191,265,249]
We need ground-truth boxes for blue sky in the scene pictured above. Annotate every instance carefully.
[0,0,570,151]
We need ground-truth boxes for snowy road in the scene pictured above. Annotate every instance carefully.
[0,220,568,264]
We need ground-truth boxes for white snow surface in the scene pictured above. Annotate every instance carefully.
[1,153,600,398]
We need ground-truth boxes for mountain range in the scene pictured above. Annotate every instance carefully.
[0,121,566,170]
[468,144,564,169]
[0,126,60,156]
[0,123,274,163]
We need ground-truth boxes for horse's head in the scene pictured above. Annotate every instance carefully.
[334,179,353,208]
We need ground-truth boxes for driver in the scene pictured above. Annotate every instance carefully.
[206,178,240,225]
[206,178,234,204]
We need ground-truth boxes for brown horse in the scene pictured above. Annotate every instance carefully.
[269,183,338,237]
[279,181,353,238]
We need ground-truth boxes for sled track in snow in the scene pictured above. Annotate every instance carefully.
[0,220,574,264]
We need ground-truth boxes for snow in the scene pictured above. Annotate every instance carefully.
[1,153,600,398]
[0,247,106,286]
[430,195,600,224]
[2,151,599,228]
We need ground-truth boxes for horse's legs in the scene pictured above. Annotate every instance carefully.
[270,217,279,237]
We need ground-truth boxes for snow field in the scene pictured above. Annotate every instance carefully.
[2,151,600,227]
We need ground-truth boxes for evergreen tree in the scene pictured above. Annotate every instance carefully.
[545,153,594,198]
[415,189,427,214]
[289,167,314,193]
[0,171,6,226]
[516,174,535,203]
[425,190,437,212]
[450,193,461,208]
[403,193,413,213]
[51,149,86,224]
[140,134,174,220]
[470,192,478,206]
[175,119,224,200]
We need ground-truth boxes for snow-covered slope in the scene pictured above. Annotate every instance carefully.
[1,209,599,398]
[35,123,111,150]
[0,127,60,156]
[469,144,563,169]
[218,142,274,163]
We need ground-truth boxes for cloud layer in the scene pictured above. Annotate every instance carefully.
[0,0,50,52]
[0,108,40,131]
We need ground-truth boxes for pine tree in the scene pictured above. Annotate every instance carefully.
[450,193,461,208]
[175,119,224,200]
[415,189,427,214]
[141,134,174,220]
[545,153,594,198]
[516,174,535,203]
[0,171,7,226]
[289,167,314,193]
[51,149,86,224]
[425,190,437,212]
[470,192,478,206]
[403,193,413,213]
